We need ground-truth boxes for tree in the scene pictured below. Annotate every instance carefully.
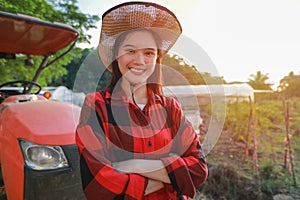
[53,48,91,88]
[0,0,99,86]
[0,0,99,44]
[248,71,273,90]
[278,71,300,98]
[162,54,225,85]
[60,49,112,93]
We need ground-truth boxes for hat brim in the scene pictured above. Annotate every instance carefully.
[98,1,182,69]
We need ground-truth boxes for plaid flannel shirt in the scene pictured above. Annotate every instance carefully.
[76,87,208,200]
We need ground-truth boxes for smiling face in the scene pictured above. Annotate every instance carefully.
[116,30,159,86]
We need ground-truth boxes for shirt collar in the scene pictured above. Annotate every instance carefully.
[107,86,162,105]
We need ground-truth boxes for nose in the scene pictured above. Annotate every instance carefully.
[133,52,145,65]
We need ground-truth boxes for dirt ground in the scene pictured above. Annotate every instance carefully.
[0,186,5,200]
[197,129,300,200]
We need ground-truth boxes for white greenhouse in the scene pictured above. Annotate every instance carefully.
[163,83,254,109]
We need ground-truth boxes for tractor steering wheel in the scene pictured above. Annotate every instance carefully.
[0,80,42,95]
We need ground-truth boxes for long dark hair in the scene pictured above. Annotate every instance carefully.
[107,28,163,95]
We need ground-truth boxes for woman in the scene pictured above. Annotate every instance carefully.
[76,2,208,200]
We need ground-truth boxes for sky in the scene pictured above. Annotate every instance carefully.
[77,0,300,89]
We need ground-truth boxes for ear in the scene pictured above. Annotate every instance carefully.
[156,54,163,64]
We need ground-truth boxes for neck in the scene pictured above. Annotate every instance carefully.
[132,85,148,104]
[121,80,148,104]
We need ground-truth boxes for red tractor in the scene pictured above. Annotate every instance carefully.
[0,11,85,199]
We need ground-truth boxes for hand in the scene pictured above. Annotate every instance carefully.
[144,179,164,196]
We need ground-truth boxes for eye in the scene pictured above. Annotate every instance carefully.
[126,49,135,54]
[145,50,156,57]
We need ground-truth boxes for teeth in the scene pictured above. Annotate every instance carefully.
[130,68,144,73]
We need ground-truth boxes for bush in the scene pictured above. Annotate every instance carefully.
[197,163,269,200]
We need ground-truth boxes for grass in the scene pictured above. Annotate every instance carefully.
[196,128,300,200]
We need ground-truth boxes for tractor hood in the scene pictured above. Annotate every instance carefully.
[0,100,81,145]
[0,11,78,56]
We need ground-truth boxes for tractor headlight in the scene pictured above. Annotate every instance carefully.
[19,140,69,170]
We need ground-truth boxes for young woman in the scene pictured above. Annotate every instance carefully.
[76,2,208,200]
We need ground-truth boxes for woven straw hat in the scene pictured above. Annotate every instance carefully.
[98,1,182,69]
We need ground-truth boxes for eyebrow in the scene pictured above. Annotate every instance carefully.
[121,44,156,51]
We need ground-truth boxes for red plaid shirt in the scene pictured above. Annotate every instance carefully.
[76,87,208,200]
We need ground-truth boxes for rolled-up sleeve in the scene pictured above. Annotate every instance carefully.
[160,99,208,198]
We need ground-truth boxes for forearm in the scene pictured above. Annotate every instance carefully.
[113,159,171,183]
[139,164,171,184]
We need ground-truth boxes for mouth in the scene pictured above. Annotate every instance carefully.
[129,67,145,74]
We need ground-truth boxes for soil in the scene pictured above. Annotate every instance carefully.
[0,186,5,200]
[196,128,300,200]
